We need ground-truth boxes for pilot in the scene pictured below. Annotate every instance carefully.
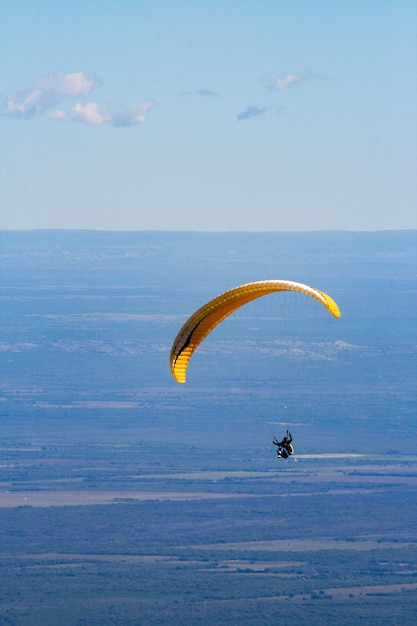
[273,430,294,459]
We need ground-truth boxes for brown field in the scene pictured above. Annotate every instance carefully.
[182,538,417,552]
[0,489,259,507]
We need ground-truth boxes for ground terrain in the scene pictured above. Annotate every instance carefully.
[0,230,416,624]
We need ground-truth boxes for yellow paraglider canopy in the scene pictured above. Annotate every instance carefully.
[170,280,340,383]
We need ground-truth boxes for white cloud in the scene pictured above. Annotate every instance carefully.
[112,101,155,127]
[48,109,68,120]
[60,73,96,96]
[265,72,308,90]
[50,100,155,126]
[71,102,109,125]
[4,72,155,128]
[6,72,97,117]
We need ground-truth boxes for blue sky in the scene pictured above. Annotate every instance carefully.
[1,0,416,231]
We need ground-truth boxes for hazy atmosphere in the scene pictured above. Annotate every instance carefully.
[1,3,417,625]
[1,0,416,231]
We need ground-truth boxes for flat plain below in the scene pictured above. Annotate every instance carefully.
[0,230,416,625]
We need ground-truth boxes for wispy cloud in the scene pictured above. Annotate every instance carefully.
[195,89,220,97]
[4,72,155,127]
[181,89,221,97]
[265,72,309,90]
[112,101,155,127]
[272,73,303,89]
[237,105,268,121]
[6,72,98,117]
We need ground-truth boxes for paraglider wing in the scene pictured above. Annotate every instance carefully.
[170,280,340,383]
